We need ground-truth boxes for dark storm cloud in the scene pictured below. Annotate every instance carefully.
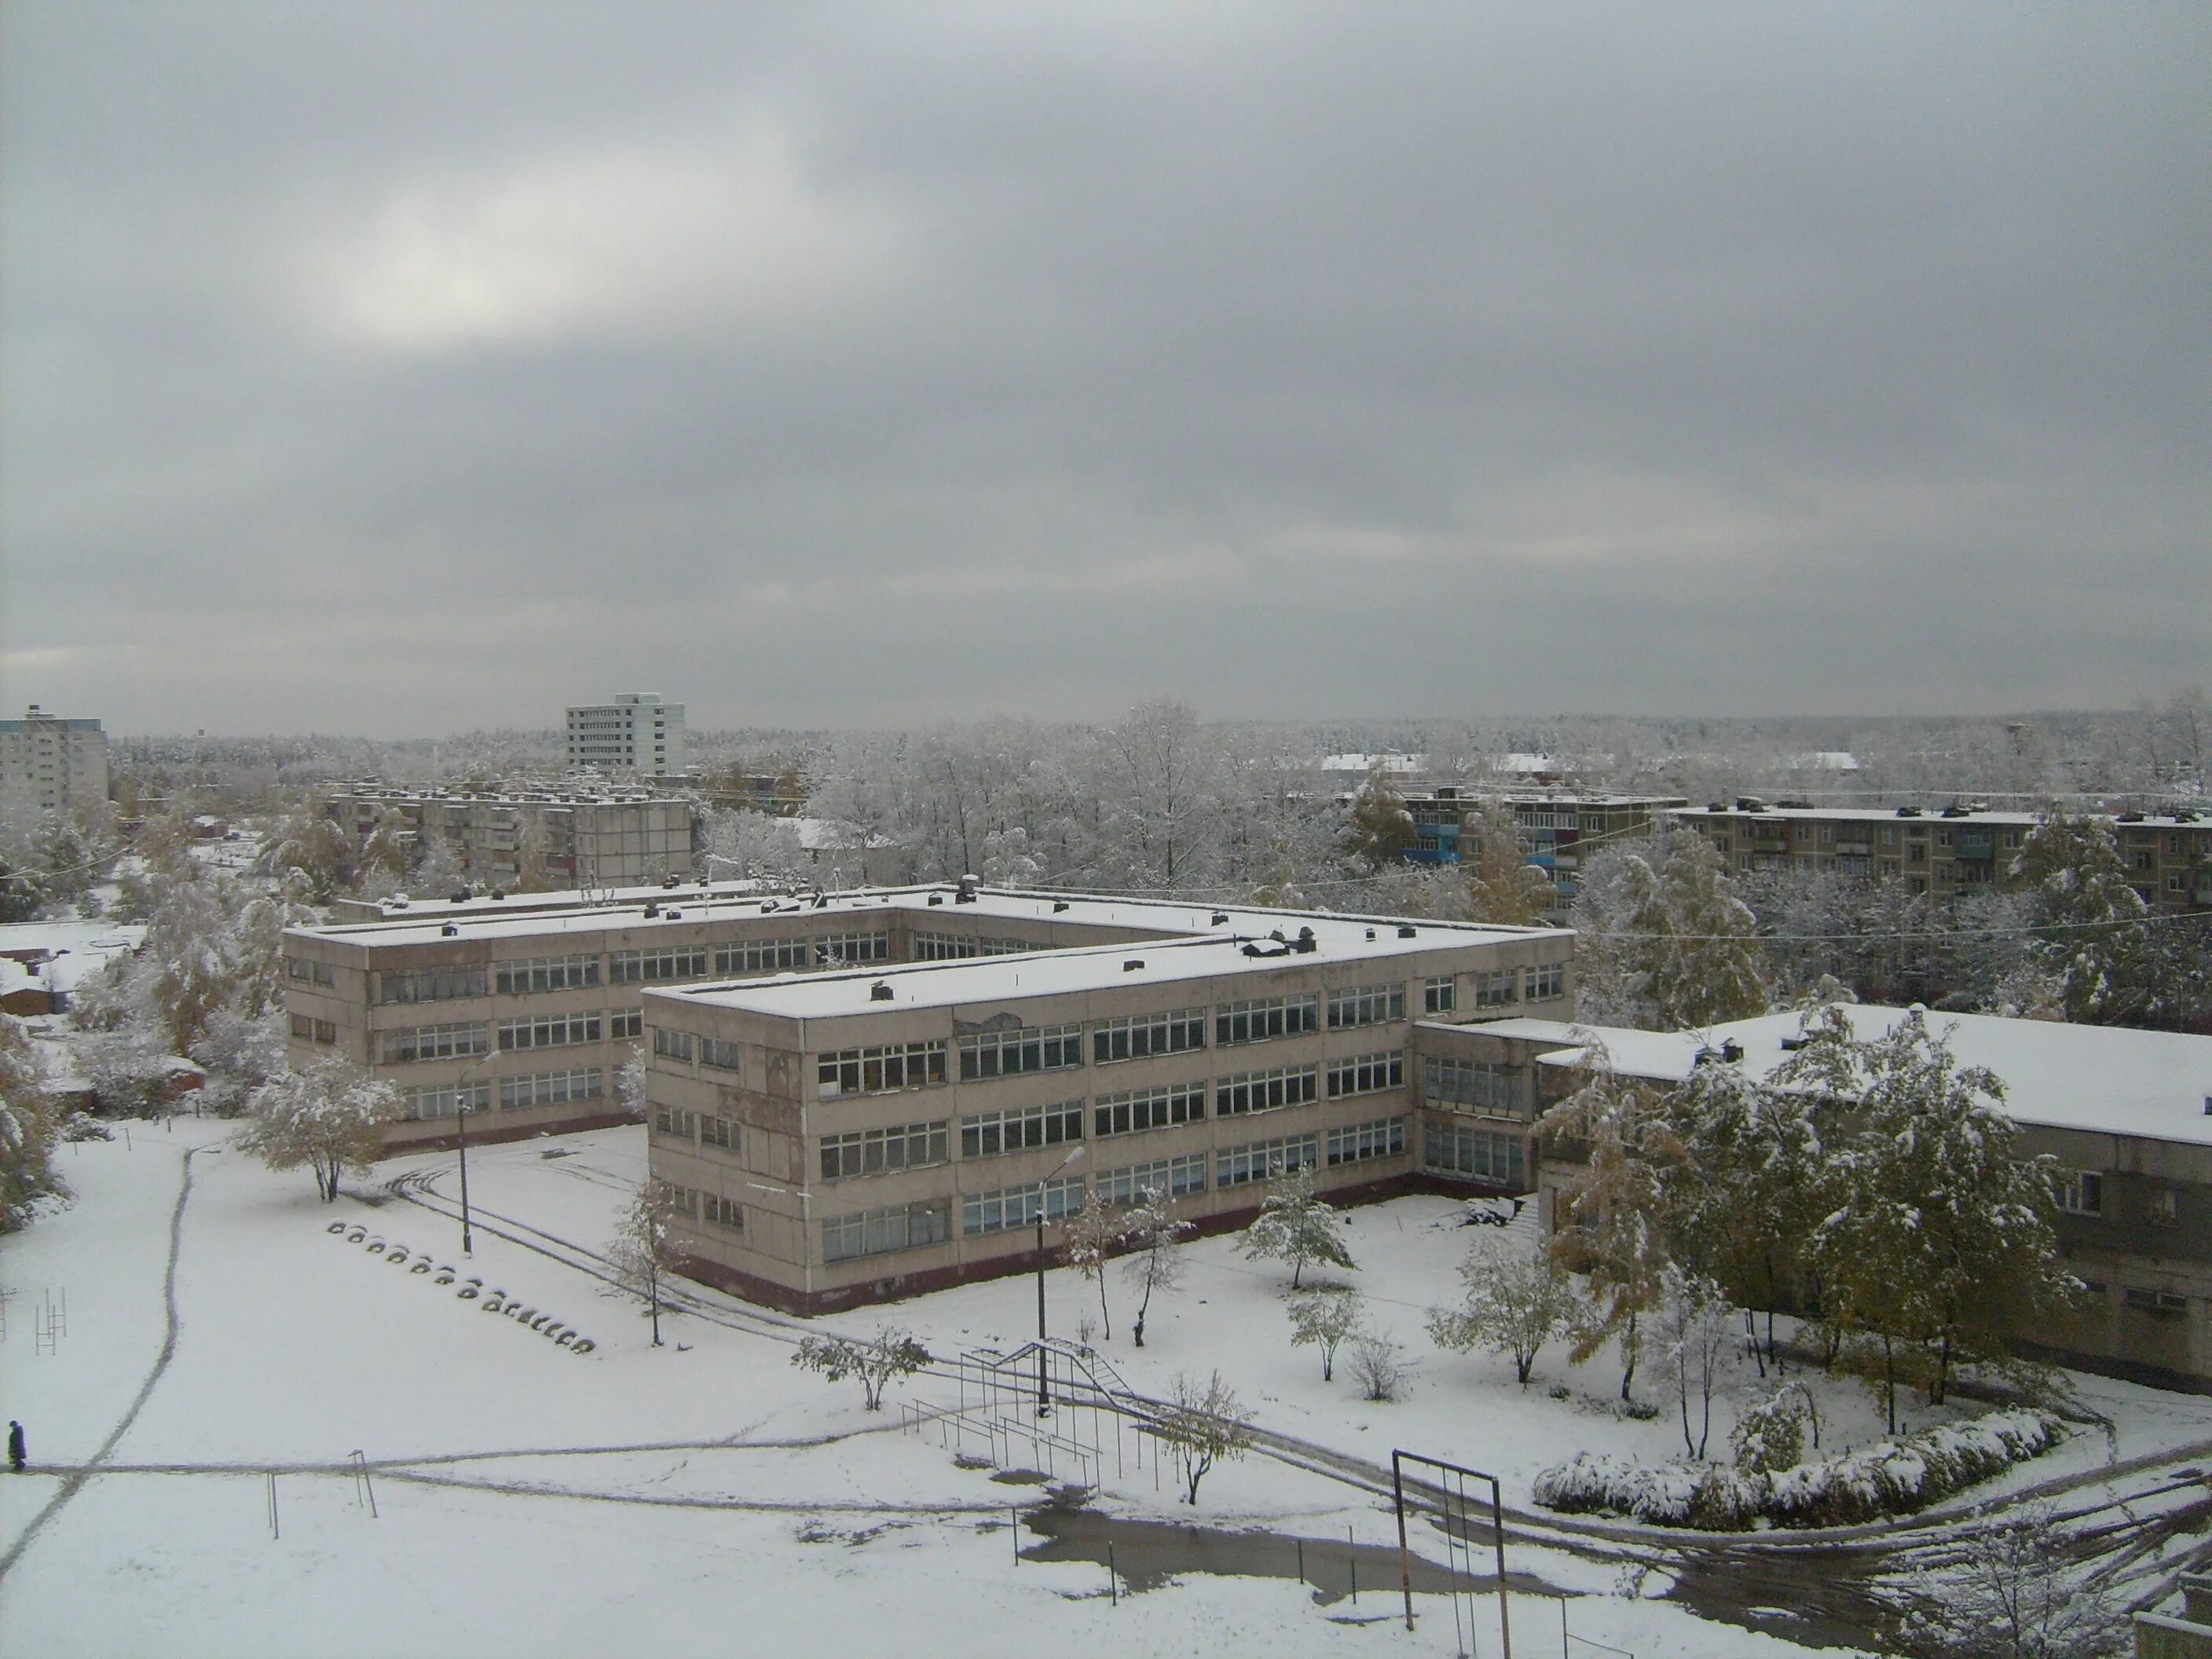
[2,2,2206,734]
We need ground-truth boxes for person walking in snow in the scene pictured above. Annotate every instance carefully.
[7,1421,24,1472]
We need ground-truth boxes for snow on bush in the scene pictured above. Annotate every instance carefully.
[1533,1408,2060,1530]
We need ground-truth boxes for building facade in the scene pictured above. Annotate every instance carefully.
[1401,790,1688,912]
[0,705,108,822]
[565,694,686,776]
[325,786,696,892]
[283,886,1575,1311]
[1669,801,2212,916]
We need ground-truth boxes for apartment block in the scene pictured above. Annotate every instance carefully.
[1402,789,1688,910]
[1463,1007,2212,1393]
[325,786,696,892]
[282,885,1574,1311]
[1671,801,2212,915]
[0,705,108,822]
[565,693,686,776]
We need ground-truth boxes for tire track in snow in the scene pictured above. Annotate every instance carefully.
[0,1143,203,1583]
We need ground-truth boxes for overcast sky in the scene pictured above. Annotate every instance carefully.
[3,3,2206,737]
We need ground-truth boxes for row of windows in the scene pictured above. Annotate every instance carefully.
[1215,1065,1317,1116]
[654,1105,738,1151]
[1217,1134,1320,1188]
[504,1068,604,1110]
[958,1023,1084,1080]
[611,947,709,984]
[1326,983,1405,1030]
[1216,994,1319,1046]
[496,954,601,994]
[1471,964,1567,1008]
[1423,1119,1526,1187]
[1326,1051,1402,1099]
[912,931,1029,961]
[653,1027,694,1063]
[657,1182,745,1234]
[290,1013,338,1045]
[819,1041,948,1097]
[381,1022,490,1064]
[402,1082,492,1120]
[962,1175,1086,1236]
[961,1100,1083,1159]
[823,1200,953,1262]
[1094,1082,1207,1138]
[1095,1154,1208,1207]
[821,1121,950,1181]
[499,1013,601,1052]
[284,957,336,987]
[379,967,485,1005]
[1423,1057,1524,1116]
[1328,1116,1405,1166]
[1093,1008,1207,1064]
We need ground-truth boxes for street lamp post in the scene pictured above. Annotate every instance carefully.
[1035,1144,1085,1415]
[455,1057,493,1258]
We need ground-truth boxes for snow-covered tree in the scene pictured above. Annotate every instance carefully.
[616,1043,648,1121]
[1240,1163,1355,1289]
[1286,1286,1364,1381]
[1344,760,1416,872]
[1632,832,1769,1029]
[1458,800,1555,927]
[142,867,236,1054]
[1536,1038,1686,1401]
[701,808,811,889]
[1347,1331,1412,1401]
[1064,1192,1126,1340]
[1730,1379,1819,1476]
[1654,1264,1735,1460]
[77,1030,173,1117]
[1778,1006,2076,1429]
[791,1328,932,1411]
[2012,811,2160,1026]
[1906,1499,2126,1659]
[1426,1235,1579,1387]
[240,1055,404,1202]
[1154,1370,1254,1504]
[1087,699,1231,892]
[188,1007,287,1115]
[258,804,353,901]
[0,1016,67,1232]
[1119,1185,1193,1347]
[606,1178,686,1346]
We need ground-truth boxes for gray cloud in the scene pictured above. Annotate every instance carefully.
[3,2,2206,735]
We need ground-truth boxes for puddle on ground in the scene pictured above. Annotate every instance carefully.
[1019,1507,1568,1607]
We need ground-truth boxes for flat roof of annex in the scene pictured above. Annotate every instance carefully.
[651,914,1558,1026]
[290,883,1561,958]
[1673,803,2210,830]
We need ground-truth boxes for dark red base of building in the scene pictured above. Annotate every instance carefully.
[672,1169,1525,1318]
[381,1108,646,1157]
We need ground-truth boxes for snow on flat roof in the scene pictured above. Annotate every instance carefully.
[1671,805,2210,829]
[343,878,766,921]
[295,884,1552,953]
[657,917,1522,1021]
[0,921,145,992]
[1519,1006,2212,1147]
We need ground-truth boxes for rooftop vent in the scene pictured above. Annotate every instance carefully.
[1124,958,1144,972]
[871,982,895,1002]
[490,890,506,901]
[1896,806,1921,818]
[1365,928,1376,940]
[812,894,829,909]
[1294,927,1317,954]
[1053,900,1070,913]
[1780,1035,1809,1052]
[440,925,459,937]
[450,892,471,903]
[956,874,980,903]
[1211,912,1229,925]
[1397,925,1416,938]
[1708,802,1726,812]
[2118,811,2146,823]
[644,903,660,917]
[1941,805,1968,819]
[1719,1039,1744,1063]
[390,896,408,909]
[662,875,681,889]
[663,909,681,920]
[928,894,943,906]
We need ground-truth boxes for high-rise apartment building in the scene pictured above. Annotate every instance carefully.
[0,705,109,822]
[565,694,686,776]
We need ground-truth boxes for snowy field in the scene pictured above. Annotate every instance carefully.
[3,1123,2206,1658]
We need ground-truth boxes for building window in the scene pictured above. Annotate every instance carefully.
[820,1121,950,1181]
[961,1022,1085,1079]
[1093,1082,1207,1138]
[1328,1117,1406,1166]
[1096,1155,1207,1207]
[818,1040,947,1097]
[1216,1134,1318,1188]
[716,937,813,975]
[652,1104,697,1140]
[2123,1287,2188,1317]
[1423,976,1456,1015]
[289,1013,339,1045]
[381,1022,490,1064]
[1422,1120,1526,1188]
[609,1009,643,1040]
[1474,970,1518,1009]
[701,1115,736,1149]
[379,966,484,1005]
[1525,963,1566,1002]
[2056,1170,2103,1217]
[286,957,337,987]
[504,1068,603,1110]
[815,932,892,965]
[610,947,709,985]
[1092,1008,1207,1064]
[961,1101,1083,1158]
[701,1192,744,1232]
[401,1082,492,1120]
[701,1038,742,1073]
[962,1175,1086,1236]
[822,1201,952,1262]
[1216,994,1318,1046]
[1214,1065,1318,1117]
[498,1013,601,1052]
[2149,1188,2178,1227]
[496,954,600,994]
[1327,983,1406,1031]
[1326,1051,1403,1100]
[1422,1057,1523,1116]
[653,1027,696,1064]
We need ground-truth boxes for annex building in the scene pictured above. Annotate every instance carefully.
[283,884,1574,1312]
[1452,1007,2212,1392]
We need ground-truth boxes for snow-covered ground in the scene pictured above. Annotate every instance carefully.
[3,1125,2204,1657]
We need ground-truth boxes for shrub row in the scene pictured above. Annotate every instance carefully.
[1533,1408,2061,1531]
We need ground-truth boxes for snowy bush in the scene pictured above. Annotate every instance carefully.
[1533,1408,2060,1531]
